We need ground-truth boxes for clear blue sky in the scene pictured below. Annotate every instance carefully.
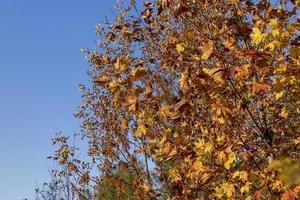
[0,1,115,199]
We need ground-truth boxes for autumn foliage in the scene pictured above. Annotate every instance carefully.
[50,0,300,199]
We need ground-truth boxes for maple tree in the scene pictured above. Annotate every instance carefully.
[49,0,300,199]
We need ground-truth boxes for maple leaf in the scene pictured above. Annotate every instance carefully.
[252,83,271,94]
[178,71,189,93]
[95,75,109,85]
[250,27,268,45]
[268,19,279,28]
[129,66,147,81]
[204,67,226,84]
[275,91,284,100]
[233,170,248,182]
[281,191,297,200]
[274,65,287,74]
[240,182,251,194]
[135,124,148,137]
[120,119,128,130]
[265,40,282,51]
[224,152,236,170]
[176,43,186,53]
[226,184,235,198]
[114,57,129,71]
[107,81,120,91]
[193,160,204,172]
[200,40,214,60]
[50,1,300,199]
[142,183,151,192]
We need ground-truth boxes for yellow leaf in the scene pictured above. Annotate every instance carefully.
[245,196,252,200]
[233,170,248,181]
[240,182,251,194]
[224,152,236,170]
[135,124,147,137]
[215,183,235,199]
[215,186,223,199]
[272,180,283,191]
[250,27,268,45]
[176,43,185,53]
[169,167,181,183]
[204,142,213,153]
[265,40,282,51]
[268,19,279,28]
[193,160,204,172]
[272,28,280,37]
[239,171,249,182]
[217,135,226,143]
[232,171,239,179]
[275,91,284,100]
[217,117,225,124]
[217,151,227,163]
[274,65,287,74]
[226,184,235,198]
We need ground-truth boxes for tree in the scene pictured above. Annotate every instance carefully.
[96,161,144,200]
[35,169,77,200]
[50,0,300,199]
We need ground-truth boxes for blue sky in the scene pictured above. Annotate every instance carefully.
[0,1,115,199]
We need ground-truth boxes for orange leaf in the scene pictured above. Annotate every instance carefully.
[120,119,128,130]
[252,83,270,94]
[95,75,109,85]
[281,191,297,200]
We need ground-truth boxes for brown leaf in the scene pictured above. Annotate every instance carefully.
[129,65,147,81]
[141,9,152,20]
[106,32,116,42]
[174,5,189,18]
[204,67,226,84]
[179,72,189,93]
[144,84,153,97]
[79,172,89,185]
[174,99,189,112]
[200,40,214,60]
[243,49,265,60]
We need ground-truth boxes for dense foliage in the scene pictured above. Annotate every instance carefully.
[49,0,300,199]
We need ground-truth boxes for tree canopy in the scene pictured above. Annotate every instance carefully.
[50,0,300,199]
